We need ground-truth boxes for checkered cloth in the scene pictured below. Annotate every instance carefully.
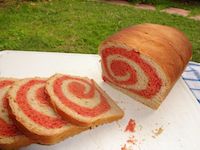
[182,61,200,104]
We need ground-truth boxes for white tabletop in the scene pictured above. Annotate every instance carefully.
[0,50,199,150]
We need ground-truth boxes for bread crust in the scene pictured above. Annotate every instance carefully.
[99,23,192,85]
[0,137,31,150]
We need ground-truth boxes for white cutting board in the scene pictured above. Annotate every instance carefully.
[0,50,200,150]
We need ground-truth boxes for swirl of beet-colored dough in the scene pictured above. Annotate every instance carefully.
[102,47,162,98]
[16,80,67,129]
[53,75,110,117]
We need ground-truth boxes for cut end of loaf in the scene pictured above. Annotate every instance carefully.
[99,23,192,109]
[99,47,171,109]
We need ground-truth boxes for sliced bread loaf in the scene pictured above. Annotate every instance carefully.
[99,23,192,109]
[7,78,86,145]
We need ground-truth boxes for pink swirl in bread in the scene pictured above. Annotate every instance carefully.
[46,74,124,127]
[8,78,86,145]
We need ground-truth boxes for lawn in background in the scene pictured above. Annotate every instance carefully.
[0,0,200,62]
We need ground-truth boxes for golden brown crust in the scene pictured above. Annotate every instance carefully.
[99,23,192,85]
[0,137,31,150]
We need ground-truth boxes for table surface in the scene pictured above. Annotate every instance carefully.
[0,50,200,150]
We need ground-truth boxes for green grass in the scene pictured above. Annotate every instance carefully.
[0,0,200,62]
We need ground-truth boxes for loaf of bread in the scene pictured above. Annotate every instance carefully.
[0,78,31,150]
[99,23,192,109]
[7,78,86,145]
[46,74,124,127]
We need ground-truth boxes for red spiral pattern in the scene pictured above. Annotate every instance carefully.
[16,79,67,129]
[0,80,19,136]
[102,47,162,99]
[53,75,110,117]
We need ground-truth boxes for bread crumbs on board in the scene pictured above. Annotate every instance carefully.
[124,119,136,133]
[121,144,127,150]
[121,119,137,150]
[152,127,164,138]
[127,135,137,144]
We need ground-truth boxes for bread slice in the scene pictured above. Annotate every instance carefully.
[46,74,124,127]
[0,78,31,150]
[7,78,86,145]
[98,23,192,109]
